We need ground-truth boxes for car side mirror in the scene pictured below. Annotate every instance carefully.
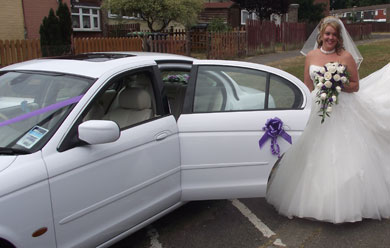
[78,120,120,145]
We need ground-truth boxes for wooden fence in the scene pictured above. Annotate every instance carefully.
[345,23,372,40]
[191,31,208,52]
[1,22,375,67]
[149,36,187,55]
[0,39,41,67]
[73,37,143,54]
[372,22,390,32]
[247,20,277,56]
[207,30,246,59]
[280,22,306,51]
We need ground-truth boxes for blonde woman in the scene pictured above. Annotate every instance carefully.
[266,16,390,224]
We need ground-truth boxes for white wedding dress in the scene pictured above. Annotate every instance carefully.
[266,63,390,223]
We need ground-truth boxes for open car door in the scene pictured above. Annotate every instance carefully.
[178,60,311,201]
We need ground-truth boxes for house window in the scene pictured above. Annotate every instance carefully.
[72,6,100,31]
[241,10,257,25]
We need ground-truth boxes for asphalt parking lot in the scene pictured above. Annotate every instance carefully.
[111,198,390,248]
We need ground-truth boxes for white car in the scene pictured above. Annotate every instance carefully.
[0,52,311,248]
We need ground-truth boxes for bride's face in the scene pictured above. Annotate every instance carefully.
[321,25,338,51]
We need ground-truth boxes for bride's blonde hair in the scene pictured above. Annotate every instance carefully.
[317,16,344,54]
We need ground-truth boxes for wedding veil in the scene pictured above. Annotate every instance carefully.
[300,16,363,69]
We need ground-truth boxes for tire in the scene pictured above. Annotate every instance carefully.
[0,239,15,248]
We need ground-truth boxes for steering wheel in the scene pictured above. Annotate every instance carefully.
[0,112,9,122]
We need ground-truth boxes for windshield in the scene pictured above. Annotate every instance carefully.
[0,71,94,153]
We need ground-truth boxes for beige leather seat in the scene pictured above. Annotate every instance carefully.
[84,90,117,121]
[104,88,153,128]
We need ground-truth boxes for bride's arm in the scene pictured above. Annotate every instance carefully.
[304,52,314,92]
[342,53,359,92]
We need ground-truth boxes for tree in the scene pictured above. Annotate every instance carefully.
[232,0,290,20]
[104,0,204,32]
[330,0,347,10]
[39,0,72,56]
[208,18,232,32]
[295,0,326,23]
[40,9,62,47]
[56,0,72,46]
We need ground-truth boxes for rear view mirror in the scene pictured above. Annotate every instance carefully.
[78,120,120,145]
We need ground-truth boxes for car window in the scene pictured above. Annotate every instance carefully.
[83,71,156,130]
[269,74,303,109]
[192,65,304,113]
[161,70,189,119]
[0,71,93,152]
[193,66,268,112]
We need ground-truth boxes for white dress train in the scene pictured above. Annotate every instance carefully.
[266,63,390,223]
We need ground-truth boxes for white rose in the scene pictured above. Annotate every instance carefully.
[333,74,341,82]
[337,65,345,73]
[336,86,342,92]
[324,80,332,88]
[325,62,332,68]
[326,106,332,113]
[324,72,332,80]
[341,76,348,83]
[328,66,337,74]
[320,93,327,100]
[318,77,324,83]
[332,95,337,102]
[319,67,326,74]
[317,82,324,89]
[333,62,340,67]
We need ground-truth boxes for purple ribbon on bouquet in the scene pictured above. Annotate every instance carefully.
[259,117,292,158]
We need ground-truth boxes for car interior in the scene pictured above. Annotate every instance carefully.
[84,72,156,129]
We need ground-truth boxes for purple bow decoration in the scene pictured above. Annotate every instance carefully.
[259,117,292,158]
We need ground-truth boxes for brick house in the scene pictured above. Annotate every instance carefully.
[0,0,105,40]
[330,4,390,23]
[0,0,25,40]
[22,0,72,39]
[70,0,105,38]
[198,1,241,28]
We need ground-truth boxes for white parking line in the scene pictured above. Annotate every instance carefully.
[230,199,286,247]
[147,226,162,248]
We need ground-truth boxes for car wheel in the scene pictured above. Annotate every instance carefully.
[0,239,15,248]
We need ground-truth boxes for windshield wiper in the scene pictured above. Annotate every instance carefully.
[0,147,30,155]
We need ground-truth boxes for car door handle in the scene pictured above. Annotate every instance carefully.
[155,131,169,141]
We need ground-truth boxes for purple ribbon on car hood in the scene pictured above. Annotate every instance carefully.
[0,95,83,128]
[258,117,292,158]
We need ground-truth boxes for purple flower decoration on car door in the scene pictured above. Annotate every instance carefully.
[259,117,292,158]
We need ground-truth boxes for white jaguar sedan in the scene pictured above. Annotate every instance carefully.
[0,53,311,248]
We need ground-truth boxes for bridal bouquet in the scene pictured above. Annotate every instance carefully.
[313,62,350,123]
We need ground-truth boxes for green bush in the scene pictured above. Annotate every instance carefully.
[208,18,232,32]
[39,0,72,56]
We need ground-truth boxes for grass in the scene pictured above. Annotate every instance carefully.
[265,38,390,81]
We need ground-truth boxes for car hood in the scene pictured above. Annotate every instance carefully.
[0,152,48,198]
[0,156,17,172]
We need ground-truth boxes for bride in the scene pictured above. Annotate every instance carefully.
[266,16,390,223]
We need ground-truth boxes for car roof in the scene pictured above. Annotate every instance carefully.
[0,52,194,78]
